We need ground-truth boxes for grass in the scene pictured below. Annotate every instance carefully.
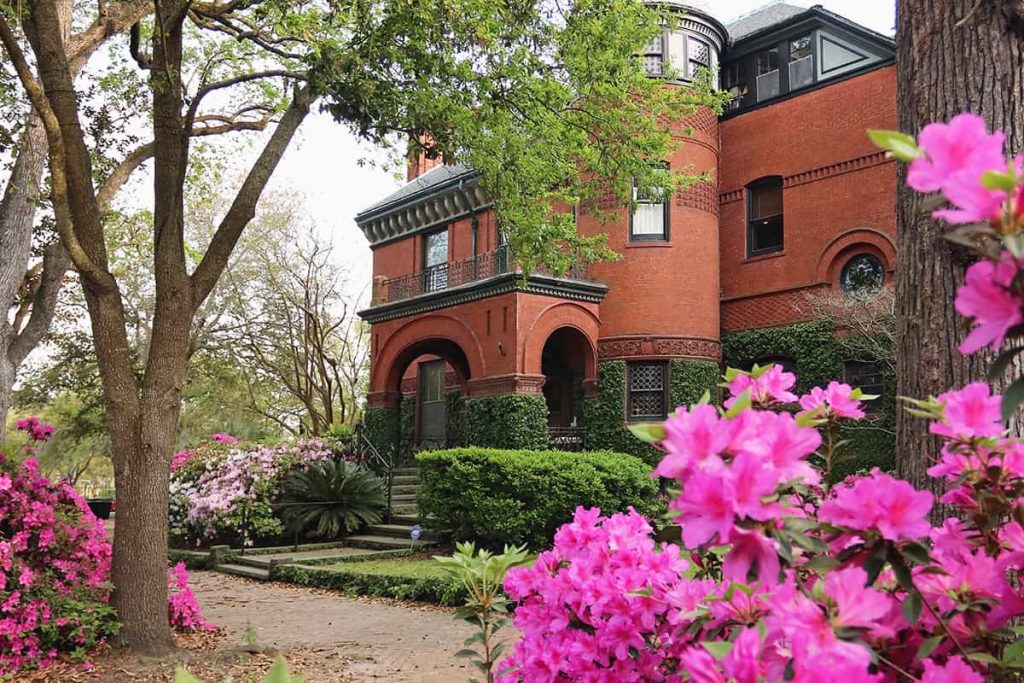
[316,556,451,579]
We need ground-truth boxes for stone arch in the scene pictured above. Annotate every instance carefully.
[372,314,486,398]
[521,302,600,381]
[815,228,896,285]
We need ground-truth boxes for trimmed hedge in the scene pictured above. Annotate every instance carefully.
[583,359,720,465]
[416,447,660,549]
[271,562,466,606]
[722,319,895,479]
[463,394,548,449]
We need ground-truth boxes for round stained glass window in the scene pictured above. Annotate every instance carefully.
[840,253,884,298]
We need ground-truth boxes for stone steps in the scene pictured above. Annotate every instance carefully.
[363,523,448,543]
[216,563,270,581]
[344,534,438,551]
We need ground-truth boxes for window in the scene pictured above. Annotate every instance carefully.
[747,177,784,256]
[755,47,780,101]
[688,37,710,79]
[722,60,749,111]
[628,362,667,421]
[840,253,885,298]
[642,33,664,76]
[821,35,868,75]
[844,360,885,414]
[423,229,449,292]
[789,35,813,89]
[630,164,669,241]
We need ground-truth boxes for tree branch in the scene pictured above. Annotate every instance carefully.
[183,69,305,132]
[96,142,156,211]
[9,241,71,368]
[190,85,313,308]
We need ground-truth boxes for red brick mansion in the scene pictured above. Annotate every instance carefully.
[357,1,897,460]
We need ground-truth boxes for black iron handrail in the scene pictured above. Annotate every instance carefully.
[383,246,511,303]
[548,426,587,452]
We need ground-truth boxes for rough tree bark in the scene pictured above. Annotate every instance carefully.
[896,2,1024,493]
[2,0,312,652]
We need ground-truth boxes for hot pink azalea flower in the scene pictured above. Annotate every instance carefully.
[930,382,1004,440]
[920,657,984,683]
[908,113,1011,224]
[819,470,933,541]
[798,381,866,420]
[955,254,1023,354]
[725,364,798,408]
[655,404,730,479]
[210,433,238,444]
[723,529,780,583]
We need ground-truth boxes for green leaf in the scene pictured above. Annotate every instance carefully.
[902,593,922,625]
[701,641,734,660]
[1003,638,1024,664]
[263,658,293,683]
[990,346,1024,382]
[915,635,943,661]
[1001,377,1024,422]
[867,129,923,161]
[628,422,666,443]
[724,390,752,418]
[456,649,481,659]
[901,541,932,566]
[981,169,1019,192]
[175,669,205,683]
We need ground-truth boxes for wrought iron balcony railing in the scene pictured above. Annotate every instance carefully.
[381,246,589,304]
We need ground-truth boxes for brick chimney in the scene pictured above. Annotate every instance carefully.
[406,134,443,182]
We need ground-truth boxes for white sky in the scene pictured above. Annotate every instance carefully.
[266,0,897,305]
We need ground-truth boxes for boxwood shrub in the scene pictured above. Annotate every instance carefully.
[416,448,660,549]
[271,562,466,606]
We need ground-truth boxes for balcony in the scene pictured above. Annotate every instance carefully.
[381,246,591,305]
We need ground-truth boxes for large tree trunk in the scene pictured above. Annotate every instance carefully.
[895,3,1024,493]
[0,113,48,441]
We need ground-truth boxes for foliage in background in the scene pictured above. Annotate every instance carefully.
[436,542,531,683]
[416,448,659,549]
[168,436,336,547]
[583,359,720,465]
[280,459,385,539]
[0,455,117,675]
[363,406,400,451]
[722,319,896,479]
[463,395,548,451]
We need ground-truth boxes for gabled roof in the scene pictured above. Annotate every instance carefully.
[727,1,809,41]
[356,162,475,221]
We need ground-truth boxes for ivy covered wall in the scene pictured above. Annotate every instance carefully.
[363,406,399,450]
[400,394,416,443]
[722,320,895,479]
[463,394,548,450]
[582,359,721,465]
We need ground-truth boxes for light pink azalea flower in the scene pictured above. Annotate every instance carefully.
[725,364,798,408]
[929,382,1004,440]
[798,381,866,420]
[955,254,1023,354]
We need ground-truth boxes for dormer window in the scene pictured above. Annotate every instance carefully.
[755,48,780,101]
[789,35,813,89]
[643,33,664,76]
[747,177,784,256]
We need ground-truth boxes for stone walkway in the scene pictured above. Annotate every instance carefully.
[193,570,495,682]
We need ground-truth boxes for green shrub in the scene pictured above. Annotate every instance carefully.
[271,562,467,605]
[416,447,659,549]
[280,460,386,539]
[363,406,399,449]
[463,394,548,449]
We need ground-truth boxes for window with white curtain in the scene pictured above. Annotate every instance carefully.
[630,164,669,241]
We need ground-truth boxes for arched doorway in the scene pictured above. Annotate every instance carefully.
[541,327,594,449]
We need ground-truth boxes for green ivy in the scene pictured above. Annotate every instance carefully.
[416,447,660,549]
[463,394,548,450]
[722,320,895,479]
[363,406,399,450]
[446,391,465,444]
[400,394,416,442]
[582,359,719,465]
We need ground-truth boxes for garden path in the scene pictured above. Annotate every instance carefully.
[192,570,492,682]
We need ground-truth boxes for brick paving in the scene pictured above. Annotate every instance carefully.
[193,570,502,682]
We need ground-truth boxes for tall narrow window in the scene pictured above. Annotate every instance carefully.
[630,164,669,242]
[627,362,667,421]
[844,360,885,414]
[789,35,813,89]
[755,47,780,101]
[688,37,710,79]
[423,228,449,292]
[642,33,664,76]
[747,177,784,256]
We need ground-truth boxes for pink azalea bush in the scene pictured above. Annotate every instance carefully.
[167,562,213,632]
[497,115,1024,681]
[169,436,334,546]
[0,454,117,676]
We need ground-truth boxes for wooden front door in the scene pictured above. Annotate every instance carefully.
[418,360,447,444]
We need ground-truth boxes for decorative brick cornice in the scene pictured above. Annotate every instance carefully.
[467,374,547,397]
[359,272,608,324]
[597,335,722,362]
[367,390,401,408]
[718,151,893,205]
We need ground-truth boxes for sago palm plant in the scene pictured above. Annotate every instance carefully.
[279,460,386,539]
